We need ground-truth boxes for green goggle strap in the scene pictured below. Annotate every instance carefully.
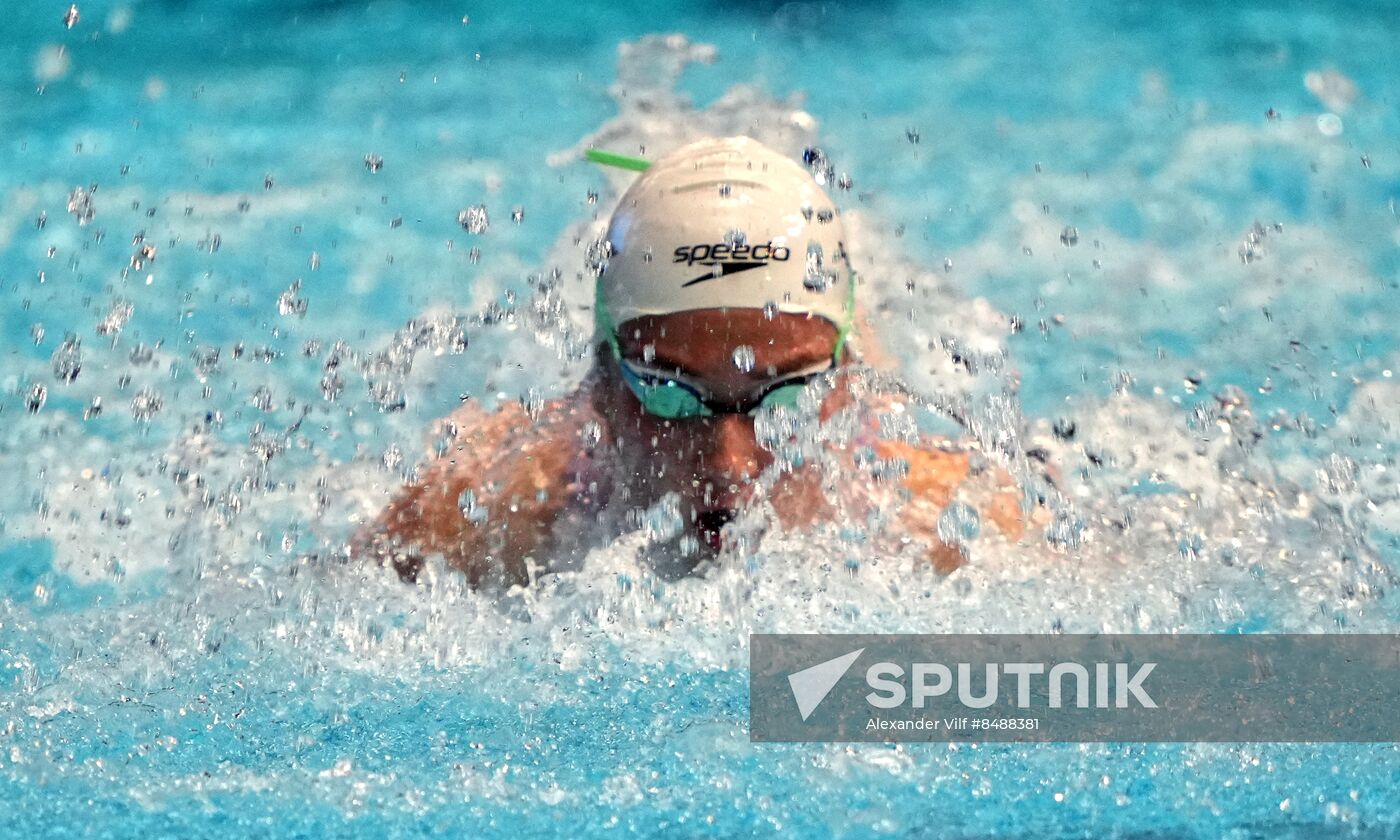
[584,148,652,172]
[596,280,623,362]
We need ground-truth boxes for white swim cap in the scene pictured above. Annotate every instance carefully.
[595,136,854,353]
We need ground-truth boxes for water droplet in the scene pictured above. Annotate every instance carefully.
[458,204,489,234]
[51,335,81,382]
[1316,113,1343,136]
[804,242,832,292]
[364,154,383,173]
[320,371,343,401]
[801,146,833,185]
[724,229,747,247]
[96,300,132,339]
[717,183,731,198]
[263,173,275,190]
[905,127,921,144]
[937,502,982,545]
[250,386,273,412]
[130,387,163,422]
[63,5,79,29]
[458,489,488,524]
[1360,154,1371,169]
[369,380,405,412]
[584,237,613,278]
[26,383,47,413]
[309,252,321,271]
[1059,226,1079,247]
[1238,220,1269,264]
[732,345,756,373]
[762,301,779,320]
[641,343,656,363]
[837,173,853,191]
[1265,107,1280,120]
[67,186,94,225]
[375,445,401,474]
[511,206,524,224]
[1045,508,1086,552]
[277,280,307,317]
[943,258,953,272]
[520,388,545,421]
[130,243,156,270]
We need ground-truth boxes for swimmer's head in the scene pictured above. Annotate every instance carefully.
[589,137,856,553]
[594,136,855,360]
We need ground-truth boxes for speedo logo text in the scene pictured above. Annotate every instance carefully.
[674,241,790,287]
[673,242,791,265]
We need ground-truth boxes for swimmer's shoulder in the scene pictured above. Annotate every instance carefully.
[858,410,1047,544]
[356,384,606,586]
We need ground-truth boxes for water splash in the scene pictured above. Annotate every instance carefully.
[2,22,1399,840]
[458,204,489,234]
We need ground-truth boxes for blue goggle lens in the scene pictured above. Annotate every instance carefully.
[618,361,824,419]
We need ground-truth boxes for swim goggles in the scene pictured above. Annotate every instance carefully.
[616,356,834,419]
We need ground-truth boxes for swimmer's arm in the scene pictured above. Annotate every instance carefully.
[873,439,1038,572]
[355,399,584,587]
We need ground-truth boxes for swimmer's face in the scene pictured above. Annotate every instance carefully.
[599,308,841,552]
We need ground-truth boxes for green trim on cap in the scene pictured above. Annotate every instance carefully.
[584,149,652,172]
[832,269,858,361]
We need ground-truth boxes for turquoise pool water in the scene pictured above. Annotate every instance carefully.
[3,0,1399,836]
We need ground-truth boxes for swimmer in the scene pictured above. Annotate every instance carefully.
[356,136,1038,587]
